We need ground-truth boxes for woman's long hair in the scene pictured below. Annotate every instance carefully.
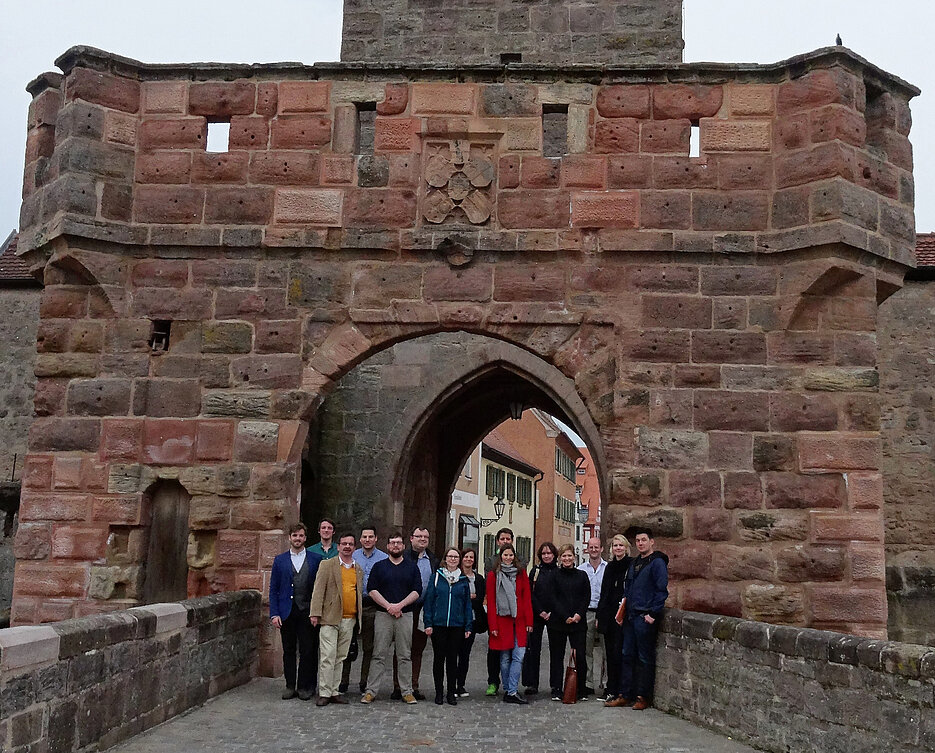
[460,547,478,574]
[536,541,558,563]
[492,543,517,574]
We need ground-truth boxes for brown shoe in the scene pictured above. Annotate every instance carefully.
[315,696,330,707]
[604,696,632,708]
[632,696,650,711]
[330,695,348,705]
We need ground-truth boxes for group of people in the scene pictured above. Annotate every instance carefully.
[269,520,669,712]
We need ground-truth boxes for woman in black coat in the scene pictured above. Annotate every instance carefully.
[521,541,558,694]
[540,543,590,701]
[454,548,486,696]
[598,534,632,705]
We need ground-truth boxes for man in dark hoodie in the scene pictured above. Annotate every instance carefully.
[617,528,668,711]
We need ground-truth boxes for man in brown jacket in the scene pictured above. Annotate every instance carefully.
[310,532,363,706]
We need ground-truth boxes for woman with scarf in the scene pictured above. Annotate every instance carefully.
[598,534,633,705]
[486,543,533,704]
[423,546,473,705]
[521,541,559,695]
[541,543,590,701]
[454,548,486,697]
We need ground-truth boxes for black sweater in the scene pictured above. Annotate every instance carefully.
[540,565,590,633]
[596,556,632,633]
[529,561,557,616]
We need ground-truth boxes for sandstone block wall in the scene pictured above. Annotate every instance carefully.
[0,590,259,753]
[0,287,40,621]
[656,608,935,752]
[9,45,918,646]
[0,288,40,483]
[341,0,684,66]
[879,277,935,645]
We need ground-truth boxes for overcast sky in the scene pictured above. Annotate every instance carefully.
[2,1,932,237]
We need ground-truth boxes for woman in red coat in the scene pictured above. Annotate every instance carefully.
[486,544,533,704]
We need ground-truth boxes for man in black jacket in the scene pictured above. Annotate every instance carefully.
[617,528,668,711]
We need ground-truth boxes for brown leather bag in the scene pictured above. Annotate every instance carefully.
[615,597,627,625]
[562,649,578,704]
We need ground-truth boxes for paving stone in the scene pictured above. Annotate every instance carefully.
[110,638,756,753]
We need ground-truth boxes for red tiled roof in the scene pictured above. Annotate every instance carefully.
[918,233,935,267]
[482,429,542,477]
[0,233,35,283]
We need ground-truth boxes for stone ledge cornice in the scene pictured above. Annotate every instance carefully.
[50,45,919,98]
[15,213,917,273]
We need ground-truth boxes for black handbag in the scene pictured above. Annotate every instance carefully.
[474,604,488,635]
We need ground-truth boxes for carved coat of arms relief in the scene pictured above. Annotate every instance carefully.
[421,140,496,226]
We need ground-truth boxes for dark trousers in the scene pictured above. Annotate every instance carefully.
[521,617,546,689]
[547,627,586,696]
[430,627,463,695]
[456,632,475,691]
[411,622,428,689]
[281,607,318,692]
[604,623,624,696]
[619,615,658,700]
[487,647,500,686]
[341,602,376,690]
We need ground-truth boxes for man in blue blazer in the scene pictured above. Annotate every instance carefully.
[270,522,323,700]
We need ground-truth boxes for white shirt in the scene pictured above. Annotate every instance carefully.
[578,559,606,608]
[290,548,306,572]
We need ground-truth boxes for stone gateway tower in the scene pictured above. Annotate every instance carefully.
[12,0,918,669]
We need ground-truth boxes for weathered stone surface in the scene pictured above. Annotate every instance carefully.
[342,0,684,66]
[202,391,272,419]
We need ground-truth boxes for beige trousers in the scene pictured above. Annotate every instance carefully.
[318,617,356,697]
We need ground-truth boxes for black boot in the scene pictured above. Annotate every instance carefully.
[446,692,457,706]
[435,691,443,705]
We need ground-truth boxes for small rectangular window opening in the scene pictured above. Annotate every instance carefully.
[206,120,230,153]
[864,84,886,150]
[356,102,376,155]
[500,52,522,64]
[542,104,569,158]
[689,121,701,158]
[149,320,172,352]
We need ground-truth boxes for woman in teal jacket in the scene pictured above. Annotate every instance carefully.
[423,547,473,705]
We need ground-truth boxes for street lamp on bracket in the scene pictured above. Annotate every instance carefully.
[480,497,506,527]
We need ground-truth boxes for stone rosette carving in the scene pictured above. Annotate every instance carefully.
[421,141,495,225]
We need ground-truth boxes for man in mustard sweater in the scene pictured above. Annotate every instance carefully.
[310,531,363,706]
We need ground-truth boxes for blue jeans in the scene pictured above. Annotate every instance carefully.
[499,636,526,695]
[619,615,658,700]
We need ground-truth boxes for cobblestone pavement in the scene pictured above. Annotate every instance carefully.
[111,636,756,753]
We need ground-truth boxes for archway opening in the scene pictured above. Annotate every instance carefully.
[303,331,607,557]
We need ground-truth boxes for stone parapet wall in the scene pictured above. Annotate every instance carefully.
[656,608,935,753]
[17,46,916,267]
[341,0,684,66]
[0,590,260,753]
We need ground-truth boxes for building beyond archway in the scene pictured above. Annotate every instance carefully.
[10,0,920,676]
